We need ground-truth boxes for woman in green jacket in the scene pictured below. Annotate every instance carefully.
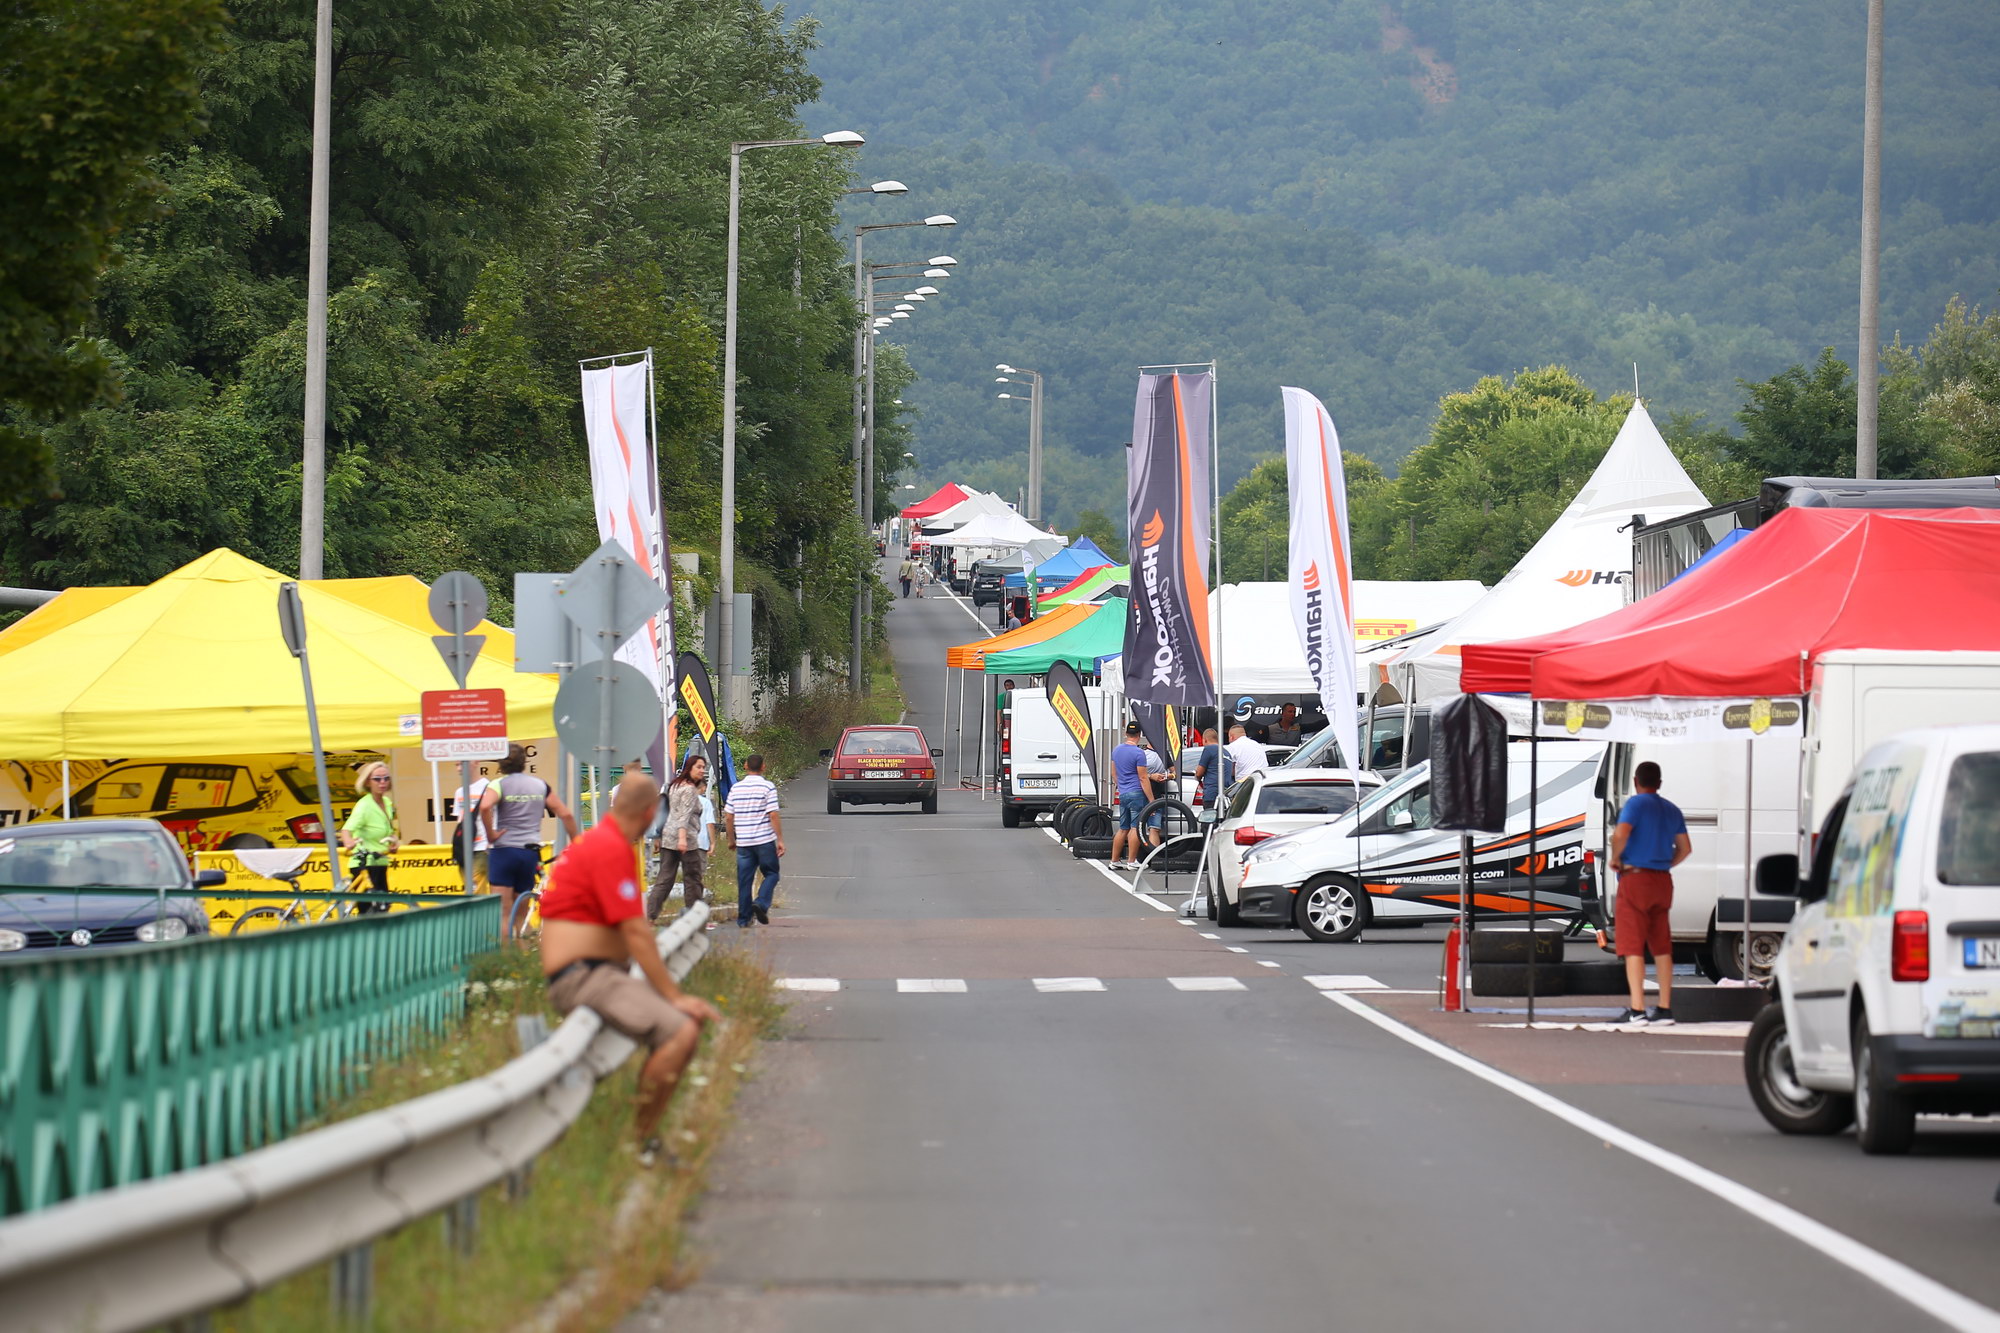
[339,761,399,913]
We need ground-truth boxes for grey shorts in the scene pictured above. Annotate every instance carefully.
[546,961,690,1049]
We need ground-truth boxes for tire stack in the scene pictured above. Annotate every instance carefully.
[1466,930,1574,997]
[1051,796,1116,860]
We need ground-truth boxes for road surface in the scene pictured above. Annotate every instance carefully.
[624,568,2000,1333]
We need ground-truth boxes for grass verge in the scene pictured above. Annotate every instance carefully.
[212,941,784,1333]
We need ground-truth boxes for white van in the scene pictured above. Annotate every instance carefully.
[1744,724,2000,1154]
[996,685,1111,829]
[1233,739,1606,941]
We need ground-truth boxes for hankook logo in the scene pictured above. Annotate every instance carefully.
[1136,509,1179,686]
[1556,569,1628,588]
[1299,560,1325,680]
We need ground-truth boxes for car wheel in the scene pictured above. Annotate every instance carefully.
[1205,864,1218,920]
[1000,801,1022,829]
[922,792,938,814]
[1213,861,1242,927]
[1295,876,1370,943]
[1716,928,1782,981]
[221,834,272,851]
[1695,943,1726,983]
[1744,1001,1853,1135]
[1853,1010,1916,1155]
[826,794,842,815]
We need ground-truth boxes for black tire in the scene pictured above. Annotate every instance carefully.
[922,792,938,814]
[1295,876,1370,943]
[1137,797,1197,844]
[1205,869,1219,921]
[1713,928,1783,982]
[1056,800,1091,839]
[1558,960,1631,995]
[1853,1010,1917,1155]
[1467,963,1568,998]
[1695,946,1726,983]
[826,793,841,815]
[229,905,292,935]
[1466,930,1565,966]
[221,833,272,851]
[1213,860,1242,928]
[1071,835,1114,861]
[1075,806,1114,840]
[1744,1002,1853,1135]
[1000,801,1023,829]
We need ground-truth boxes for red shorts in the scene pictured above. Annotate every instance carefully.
[1614,868,1674,959]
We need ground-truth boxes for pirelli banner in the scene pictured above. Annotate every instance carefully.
[1530,695,1805,745]
[1045,660,1098,796]
[676,650,719,746]
[1123,371,1215,706]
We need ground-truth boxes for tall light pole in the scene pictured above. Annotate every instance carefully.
[996,364,1044,522]
[720,129,863,718]
[298,0,335,578]
[845,222,955,693]
[1856,0,1884,480]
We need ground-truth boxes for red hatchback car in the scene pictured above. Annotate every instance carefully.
[821,725,942,814]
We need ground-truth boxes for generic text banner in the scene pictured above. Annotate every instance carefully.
[1123,371,1215,706]
[1529,695,1806,744]
[581,358,671,700]
[1282,386,1359,769]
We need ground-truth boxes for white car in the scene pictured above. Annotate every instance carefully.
[1745,724,2000,1155]
[1207,768,1382,926]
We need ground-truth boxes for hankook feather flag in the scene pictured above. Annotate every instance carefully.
[581,356,672,701]
[1123,372,1215,705]
[1282,387,1358,769]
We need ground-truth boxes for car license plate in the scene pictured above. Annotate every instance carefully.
[1964,938,2000,968]
[862,770,903,779]
[1020,778,1058,790]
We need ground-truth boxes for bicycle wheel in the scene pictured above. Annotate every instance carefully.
[509,892,543,940]
[230,905,296,935]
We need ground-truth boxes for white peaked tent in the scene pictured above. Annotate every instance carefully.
[929,510,1055,548]
[922,489,1016,531]
[1378,401,1709,701]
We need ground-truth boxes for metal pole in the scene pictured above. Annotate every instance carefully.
[1209,365,1223,794]
[849,232,867,694]
[719,147,743,717]
[1743,738,1756,978]
[1027,371,1044,524]
[1527,733,1540,1025]
[298,0,334,579]
[863,304,878,657]
[1856,0,1884,480]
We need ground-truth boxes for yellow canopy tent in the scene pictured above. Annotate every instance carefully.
[944,602,1099,670]
[0,549,556,759]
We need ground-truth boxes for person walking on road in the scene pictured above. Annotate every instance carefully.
[1610,760,1691,1026]
[1225,722,1269,780]
[540,773,719,1167]
[898,557,916,598]
[1193,726,1236,808]
[647,753,711,921]
[1109,722,1157,870]
[339,762,398,913]
[724,753,783,926]
[481,743,580,938]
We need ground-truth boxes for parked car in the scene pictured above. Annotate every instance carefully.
[822,725,943,814]
[1745,724,2000,1155]
[0,818,224,953]
[1206,768,1383,925]
[970,561,1011,607]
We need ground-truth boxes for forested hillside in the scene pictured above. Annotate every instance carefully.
[812,0,2000,525]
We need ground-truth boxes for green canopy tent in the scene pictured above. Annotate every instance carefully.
[984,598,1128,674]
[1037,564,1128,609]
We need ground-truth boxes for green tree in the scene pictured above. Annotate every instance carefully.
[1733,347,1933,479]
[1070,507,1124,562]
[0,0,224,505]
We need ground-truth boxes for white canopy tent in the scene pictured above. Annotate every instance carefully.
[1375,401,1709,702]
[928,510,1057,548]
[921,489,1016,531]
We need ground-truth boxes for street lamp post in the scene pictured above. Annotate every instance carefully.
[298,0,334,578]
[996,364,1044,522]
[721,129,863,718]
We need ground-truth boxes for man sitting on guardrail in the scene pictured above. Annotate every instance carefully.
[541,772,721,1167]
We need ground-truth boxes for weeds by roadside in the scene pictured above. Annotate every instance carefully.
[744,650,904,780]
[212,941,783,1333]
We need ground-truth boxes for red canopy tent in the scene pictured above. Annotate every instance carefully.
[900,483,970,521]
[1461,508,2000,700]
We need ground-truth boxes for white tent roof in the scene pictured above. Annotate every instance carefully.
[1379,401,1709,700]
[922,490,1015,530]
[929,510,1056,548]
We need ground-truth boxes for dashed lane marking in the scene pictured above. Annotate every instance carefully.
[1199,933,1221,940]
[775,978,840,992]
[1225,946,1249,954]
[1304,975,1388,991]
[1258,961,1282,968]
[897,978,970,993]
[1168,977,1248,992]
[1033,977,1108,993]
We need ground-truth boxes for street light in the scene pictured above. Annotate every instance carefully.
[992,362,1045,521]
[719,128,863,716]
[845,180,908,196]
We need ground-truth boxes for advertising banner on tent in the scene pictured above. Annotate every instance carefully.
[581,356,672,704]
[1123,371,1215,705]
[1044,660,1098,795]
[1282,386,1359,767]
[675,651,719,746]
[1529,695,1805,744]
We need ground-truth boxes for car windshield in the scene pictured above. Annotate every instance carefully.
[1281,726,1347,769]
[276,765,326,804]
[1257,783,1364,816]
[1351,761,1429,822]
[844,729,924,756]
[0,829,184,888]
[1938,752,2000,886]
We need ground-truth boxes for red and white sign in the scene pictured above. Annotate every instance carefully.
[420,688,508,761]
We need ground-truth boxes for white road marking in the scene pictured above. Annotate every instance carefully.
[1033,977,1107,992]
[1304,975,1388,991]
[935,585,995,631]
[1225,946,1249,953]
[1169,977,1248,992]
[1177,919,1198,926]
[1258,961,1282,968]
[897,978,969,993]
[1323,991,2000,1333]
[1041,825,1176,912]
[776,978,840,992]
[1199,932,1221,939]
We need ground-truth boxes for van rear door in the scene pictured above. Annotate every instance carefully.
[1926,745,2000,1038]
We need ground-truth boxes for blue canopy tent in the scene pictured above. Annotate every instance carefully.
[1002,536,1114,590]
[1665,526,1752,586]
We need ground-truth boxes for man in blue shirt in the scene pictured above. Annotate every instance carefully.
[1192,726,1235,808]
[1109,722,1157,870]
[1610,760,1692,1026]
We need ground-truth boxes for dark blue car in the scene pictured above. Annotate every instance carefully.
[0,819,223,954]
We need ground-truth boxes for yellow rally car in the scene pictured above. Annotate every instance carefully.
[31,754,376,852]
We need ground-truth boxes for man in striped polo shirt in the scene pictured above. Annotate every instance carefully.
[724,753,784,926]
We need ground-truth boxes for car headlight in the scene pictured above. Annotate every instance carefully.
[137,917,189,943]
[0,928,24,952]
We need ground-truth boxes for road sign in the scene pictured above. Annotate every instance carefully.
[429,571,489,688]
[420,688,509,761]
[559,540,667,647]
[552,662,662,767]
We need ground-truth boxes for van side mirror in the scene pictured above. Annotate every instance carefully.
[1755,853,1802,898]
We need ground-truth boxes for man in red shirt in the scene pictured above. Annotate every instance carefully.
[541,773,719,1164]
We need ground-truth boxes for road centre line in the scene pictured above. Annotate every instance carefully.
[897,979,969,993]
[776,978,840,991]
[934,583,993,631]
[1322,991,2000,1333]
[1169,977,1248,992]
[1034,977,1107,992]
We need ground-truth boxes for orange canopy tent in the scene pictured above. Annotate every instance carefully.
[945,602,1099,670]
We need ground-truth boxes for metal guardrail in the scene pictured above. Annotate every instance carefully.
[0,900,712,1333]
[0,895,501,1216]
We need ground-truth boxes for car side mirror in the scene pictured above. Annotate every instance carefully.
[1754,853,1802,898]
[1389,810,1414,830]
[818,749,833,759]
[194,869,228,887]
[930,747,943,757]
[1198,807,1221,825]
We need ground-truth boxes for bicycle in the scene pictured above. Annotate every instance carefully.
[227,853,375,934]
[500,845,558,943]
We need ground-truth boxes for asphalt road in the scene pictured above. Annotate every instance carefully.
[624,565,2000,1333]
